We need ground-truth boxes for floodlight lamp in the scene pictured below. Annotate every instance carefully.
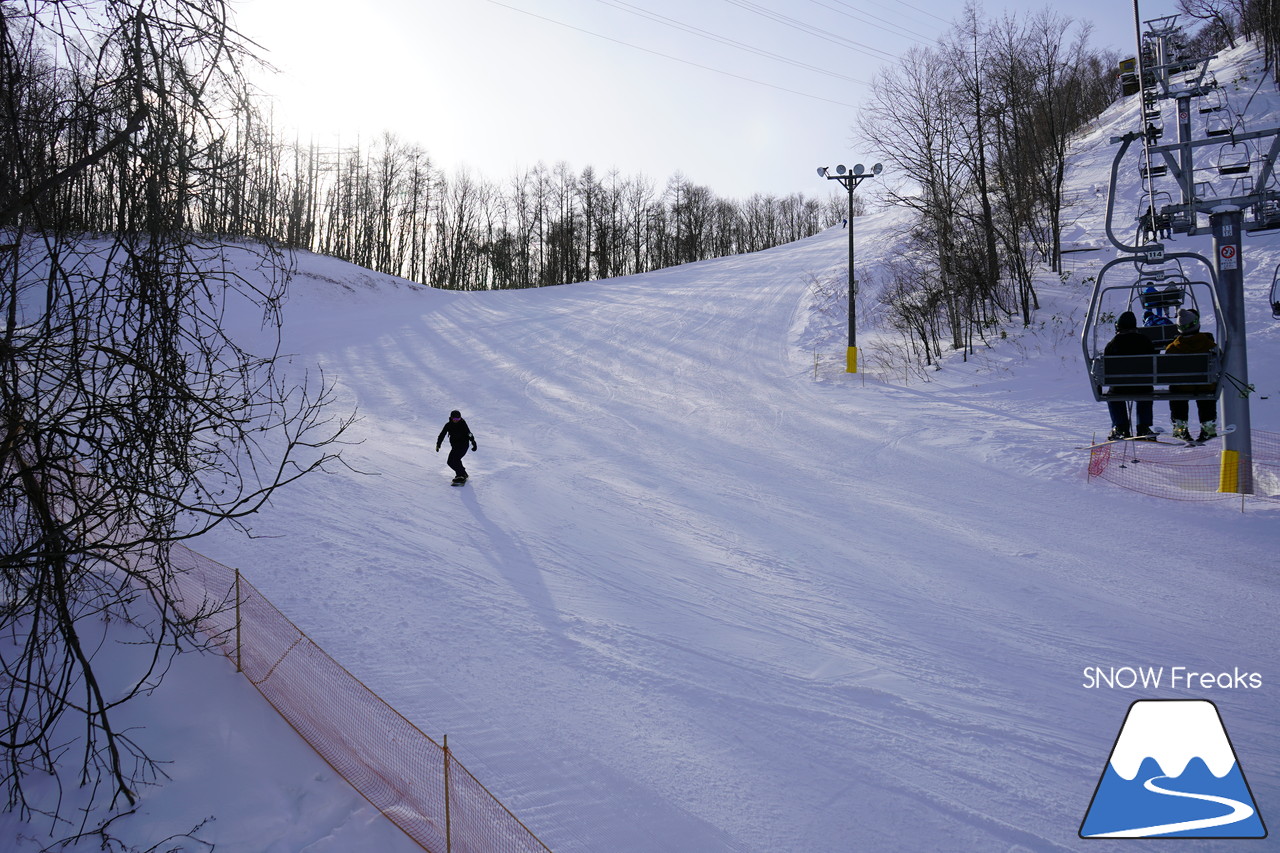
[853,164,865,175]
[873,163,884,175]
[836,164,847,175]
[817,166,828,177]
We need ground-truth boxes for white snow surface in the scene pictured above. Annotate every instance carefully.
[5,41,1280,853]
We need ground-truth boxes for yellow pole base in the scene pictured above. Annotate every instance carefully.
[846,346,858,373]
[1218,448,1240,493]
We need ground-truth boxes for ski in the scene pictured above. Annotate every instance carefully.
[1079,428,1168,450]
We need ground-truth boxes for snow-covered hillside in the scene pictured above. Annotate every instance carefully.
[6,41,1279,853]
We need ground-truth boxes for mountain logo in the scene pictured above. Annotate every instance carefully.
[1080,699,1267,839]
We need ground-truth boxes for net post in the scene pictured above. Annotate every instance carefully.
[234,568,242,673]
[443,733,453,853]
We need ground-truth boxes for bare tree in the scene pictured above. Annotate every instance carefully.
[862,44,971,350]
[1238,0,1278,70]
[1178,0,1239,49]
[1,0,351,838]
[863,4,1118,364]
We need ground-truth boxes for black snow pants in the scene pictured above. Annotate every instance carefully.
[446,444,469,479]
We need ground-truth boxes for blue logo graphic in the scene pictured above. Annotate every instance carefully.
[1081,700,1267,838]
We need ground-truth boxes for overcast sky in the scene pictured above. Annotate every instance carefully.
[233,0,1183,201]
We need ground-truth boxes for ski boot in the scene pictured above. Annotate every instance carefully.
[1197,420,1217,442]
[1171,420,1191,441]
[1108,426,1131,441]
[1134,425,1158,441]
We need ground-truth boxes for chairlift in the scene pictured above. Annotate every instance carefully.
[1137,277,1186,337]
[1118,57,1141,96]
[1082,253,1225,403]
[1246,191,1280,233]
[1205,114,1233,137]
[1271,262,1280,318]
[1136,257,1186,281]
[1217,142,1252,175]
[1138,192,1175,240]
[1135,261,1189,330]
[1140,162,1168,180]
[1167,204,1194,234]
[1229,174,1255,196]
[1198,86,1223,114]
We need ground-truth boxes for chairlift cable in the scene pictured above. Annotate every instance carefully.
[803,0,936,44]
[1132,0,1159,240]
[721,0,901,62]
[593,0,868,82]
[484,0,865,106]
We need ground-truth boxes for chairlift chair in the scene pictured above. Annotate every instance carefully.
[1230,175,1255,196]
[1217,142,1251,175]
[1082,254,1225,403]
[1271,262,1280,318]
[1167,204,1194,234]
[1198,86,1223,114]
[1206,114,1233,137]
[1137,257,1187,280]
[1135,265,1187,341]
[1247,191,1280,233]
[1138,281,1186,309]
[1119,57,1141,96]
[1138,192,1175,240]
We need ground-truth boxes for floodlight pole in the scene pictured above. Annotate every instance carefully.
[818,163,881,372]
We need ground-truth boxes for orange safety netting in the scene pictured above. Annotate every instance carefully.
[165,544,553,853]
[1086,429,1280,503]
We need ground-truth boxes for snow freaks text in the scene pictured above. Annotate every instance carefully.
[1082,666,1264,690]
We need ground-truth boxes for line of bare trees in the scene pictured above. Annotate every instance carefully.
[862,6,1123,366]
[255,145,837,289]
[5,29,839,293]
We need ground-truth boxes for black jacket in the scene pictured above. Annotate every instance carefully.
[437,419,476,449]
[1104,329,1156,357]
[1104,329,1156,393]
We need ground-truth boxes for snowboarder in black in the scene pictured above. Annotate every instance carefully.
[436,409,477,483]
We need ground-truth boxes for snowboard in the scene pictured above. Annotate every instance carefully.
[1174,423,1236,447]
[1081,424,1237,449]
[451,476,467,487]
